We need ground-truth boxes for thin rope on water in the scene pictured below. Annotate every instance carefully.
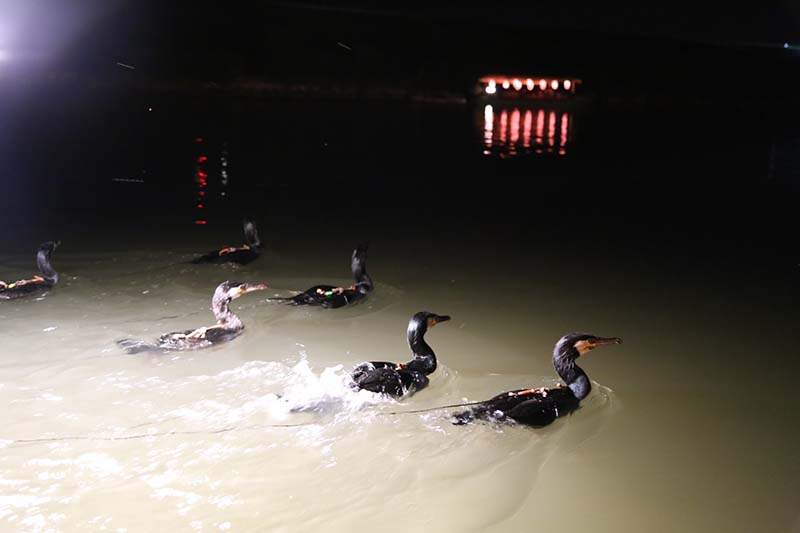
[2,400,487,446]
[383,400,486,415]
[4,422,316,447]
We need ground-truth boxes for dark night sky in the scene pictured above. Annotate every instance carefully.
[260,2,800,45]
[2,1,799,90]
[4,2,800,58]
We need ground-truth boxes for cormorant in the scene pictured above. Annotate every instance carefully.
[191,218,262,265]
[117,280,268,353]
[452,333,622,427]
[350,311,450,398]
[0,241,60,300]
[274,242,373,308]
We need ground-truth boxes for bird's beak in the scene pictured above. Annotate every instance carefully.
[575,336,621,356]
[593,336,622,346]
[232,283,269,298]
[428,314,451,328]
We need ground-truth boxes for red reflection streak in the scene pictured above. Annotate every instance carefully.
[195,149,208,224]
[523,110,533,148]
[535,110,545,144]
[548,111,557,147]
[510,109,520,145]
[483,105,494,150]
[499,110,508,144]
[560,113,569,148]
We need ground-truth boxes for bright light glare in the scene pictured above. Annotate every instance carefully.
[485,85,497,94]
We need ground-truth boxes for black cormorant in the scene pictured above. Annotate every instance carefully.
[350,311,450,398]
[0,241,60,300]
[191,218,262,265]
[275,242,373,308]
[453,333,622,427]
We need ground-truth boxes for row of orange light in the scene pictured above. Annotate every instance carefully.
[485,78,572,95]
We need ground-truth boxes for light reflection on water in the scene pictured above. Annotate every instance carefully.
[480,104,572,157]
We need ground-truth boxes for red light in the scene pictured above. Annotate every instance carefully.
[512,79,522,91]
[197,204,204,209]
[539,79,547,90]
[551,80,559,90]
[510,108,520,144]
[564,79,572,90]
[197,171,208,178]
[526,78,534,91]
[502,80,510,89]
[536,110,545,143]
[523,109,533,148]
[548,111,557,146]
[197,156,208,163]
[484,105,494,149]
[195,137,204,143]
[195,220,207,225]
[199,191,205,196]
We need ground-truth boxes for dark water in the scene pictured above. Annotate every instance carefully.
[1,91,799,531]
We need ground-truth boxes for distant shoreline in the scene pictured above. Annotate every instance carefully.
[1,74,798,113]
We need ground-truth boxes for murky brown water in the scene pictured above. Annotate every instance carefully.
[2,98,800,532]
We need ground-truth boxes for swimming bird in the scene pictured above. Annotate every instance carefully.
[0,241,60,300]
[273,242,373,308]
[117,280,268,353]
[191,218,262,265]
[452,333,622,427]
[351,311,450,398]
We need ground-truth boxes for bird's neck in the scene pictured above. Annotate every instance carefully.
[352,262,372,292]
[407,331,437,374]
[554,355,591,401]
[244,223,261,249]
[36,249,58,285]
[212,300,243,330]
